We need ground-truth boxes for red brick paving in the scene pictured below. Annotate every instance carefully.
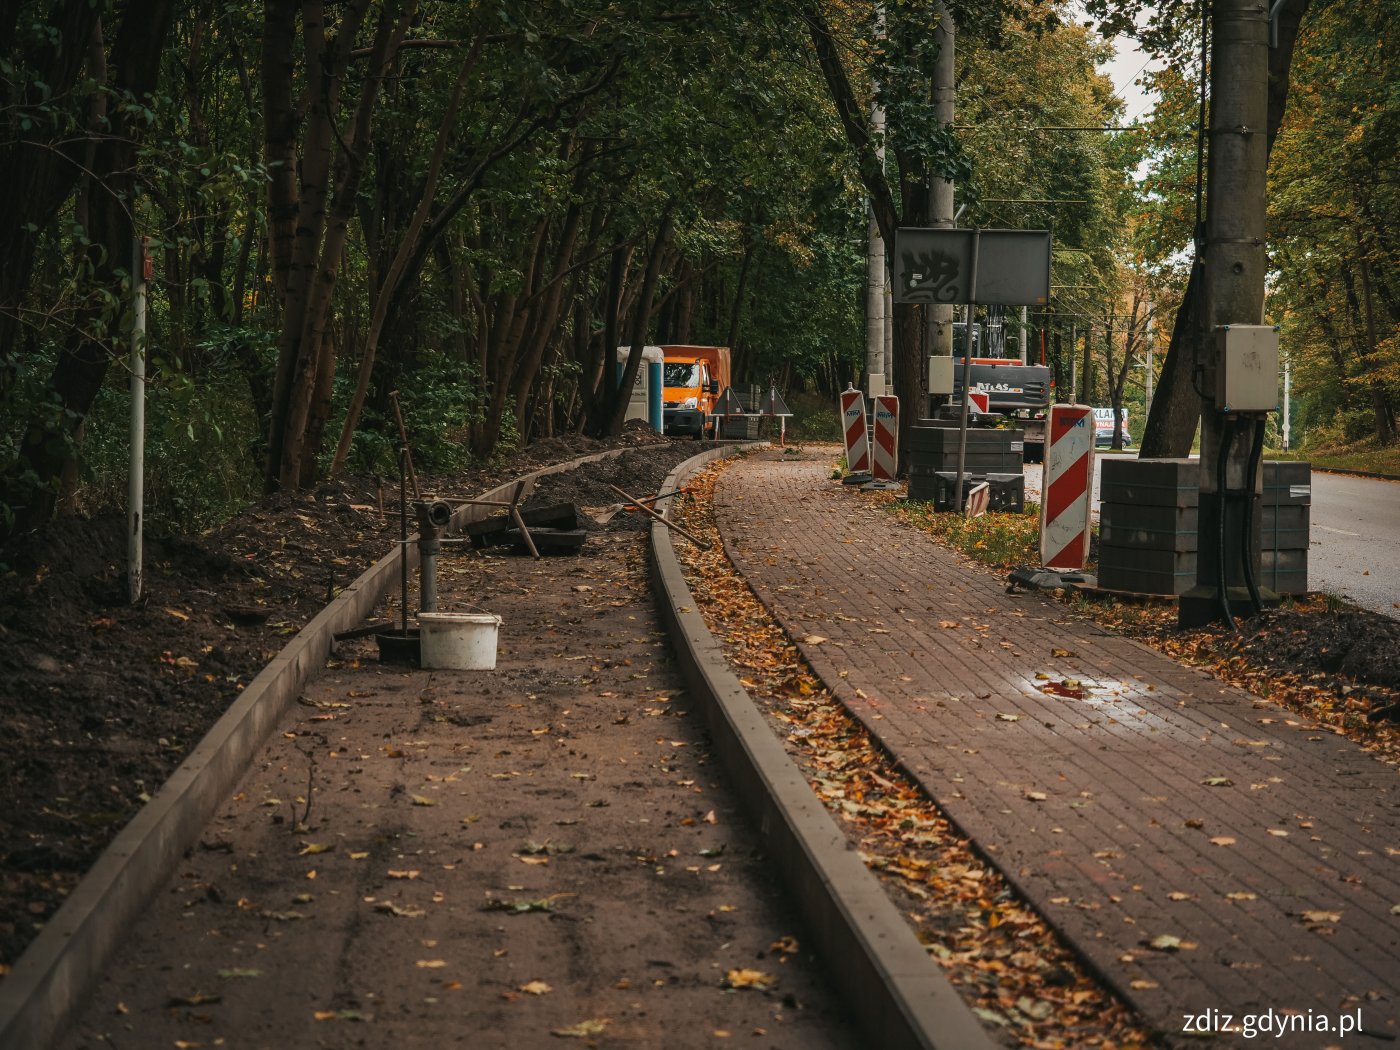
[714,448,1400,1048]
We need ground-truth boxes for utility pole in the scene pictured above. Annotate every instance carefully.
[1180,0,1273,627]
[925,6,956,410]
[865,5,888,397]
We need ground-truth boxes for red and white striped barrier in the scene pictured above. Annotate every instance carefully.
[968,390,990,414]
[964,480,990,518]
[1039,403,1095,570]
[872,395,899,481]
[840,388,870,474]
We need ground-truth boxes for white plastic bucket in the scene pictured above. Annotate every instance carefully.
[418,612,502,670]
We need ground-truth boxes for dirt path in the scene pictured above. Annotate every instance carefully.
[58,526,855,1049]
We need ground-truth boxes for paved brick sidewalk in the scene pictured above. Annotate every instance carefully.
[714,448,1400,1049]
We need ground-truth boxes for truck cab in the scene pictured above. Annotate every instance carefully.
[661,345,732,438]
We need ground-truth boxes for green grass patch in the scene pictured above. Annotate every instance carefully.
[1268,438,1400,477]
[892,499,1041,569]
[786,390,844,444]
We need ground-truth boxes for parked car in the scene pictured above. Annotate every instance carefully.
[1093,406,1131,448]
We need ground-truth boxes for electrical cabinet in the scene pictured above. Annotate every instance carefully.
[1215,325,1280,413]
[928,355,955,396]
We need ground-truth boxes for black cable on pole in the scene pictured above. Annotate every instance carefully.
[1242,418,1267,615]
[1216,416,1237,632]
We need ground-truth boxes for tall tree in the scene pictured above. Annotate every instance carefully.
[2,0,178,532]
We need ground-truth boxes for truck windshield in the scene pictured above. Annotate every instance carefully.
[664,362,700,386]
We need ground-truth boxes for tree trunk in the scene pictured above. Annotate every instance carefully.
[263,0,410,492]
[1142,0,1310,458]
[606,210,674,437]
[1139,263,1204,456]
[328,43,477,477]
[8,0,177,532]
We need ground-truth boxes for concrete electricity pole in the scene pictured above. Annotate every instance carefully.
[865,6,888,397]
[925,6,956,408]
[1180,0,1273,627]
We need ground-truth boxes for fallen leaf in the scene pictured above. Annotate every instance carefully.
[995,713,1020,722]
[165,993,221,1007]
[481,895,572,914]
[1167,892,1193,901]
[1024,791,1048,802]
[1200,777,1234,787]
[416,960,447,969]
[723,968,776,990]
[1300,909,1342,925]
[1051,647,1076,658]
[520,980,552,995]
[1129,979,1160,990]
[552,1018,609,1038]
[1226,891,1258,901]
[259,909,310,922]
[1148,934,1182,952]
[1209,836,1236,847]
[217,968,262,979]
[410,794,437,807]
[298,841,333,856]
[387,869,420,880]
[374,901,426,918]
[1017,996,1054,1021]
[803,634,828,645]
[938,620,960,629]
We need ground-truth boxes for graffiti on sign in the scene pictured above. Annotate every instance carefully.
[898,247,963,304]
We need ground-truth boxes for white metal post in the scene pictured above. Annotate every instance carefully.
[128,235,147,604]
[1282,356,1291,450]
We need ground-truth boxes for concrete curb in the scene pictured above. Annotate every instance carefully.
[0,448,629,1050]
[1310,465,1400,482]
[649,448,997,1050]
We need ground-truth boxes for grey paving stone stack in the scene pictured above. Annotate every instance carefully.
[719,415,760,439]
[1098,458,1310,595]
[907,421,1023,502]
[1098,459,1199,594]
[1260,461,1311,595]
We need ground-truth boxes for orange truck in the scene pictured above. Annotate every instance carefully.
[660,345,732,438]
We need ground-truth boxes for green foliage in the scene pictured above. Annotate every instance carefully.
[786,391,846,443]
[333,351,489,478]
[80,369,260,533]
[1268,2,1400,448]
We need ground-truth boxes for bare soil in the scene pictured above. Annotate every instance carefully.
[0,425,692,974]
[51,446,853,1049]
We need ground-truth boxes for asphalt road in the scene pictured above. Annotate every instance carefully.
[1022,455,1400,620]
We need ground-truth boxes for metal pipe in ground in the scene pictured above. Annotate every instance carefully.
[953,231,982,512]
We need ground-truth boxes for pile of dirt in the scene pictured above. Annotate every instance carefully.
[1224,608,1400,693]
[0,427,699,972]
